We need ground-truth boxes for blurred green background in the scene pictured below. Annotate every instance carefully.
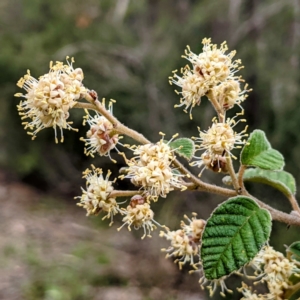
[1,0,300,299]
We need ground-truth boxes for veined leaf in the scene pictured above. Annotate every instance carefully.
[169,138,195,161]
[241,130,284,170]
[222,168,296,197]
[287,241,300,262]
[201,196,272,280]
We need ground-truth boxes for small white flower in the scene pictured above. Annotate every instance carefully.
[250,246,300,290]
[192,117,248,170]
[76,165,121,225]
[121,135,186,201]
[237,283,272,300]
[199,276,233,298]
[208,79,249,110]
[80,100,119,160]
[170,38,244,118]
[160,213,205,270]
[118,195,159,239]
[15,57,86,142]
[170,67,210,118]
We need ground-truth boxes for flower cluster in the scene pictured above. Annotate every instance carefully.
[76,165,121,225]
[118,195,159,239]
[121,135,186,201]
[15,39,300,300]
[81,100,119,160]
[237,283,267,300]
[243,246,300,299]
[170,38,249,118]
[15,57,86,143]
[160,213,205,269]
[191,117,248,174]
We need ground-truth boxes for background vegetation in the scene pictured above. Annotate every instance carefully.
[1,0,300,299]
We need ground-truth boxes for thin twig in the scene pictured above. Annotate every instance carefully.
[226,156,240,192]
[287,194,300,214]
[245,191,300,226]
[184,181,237,197]
[74,102,97,111]
[208,92,224,122]
[79,96,239,198]
[109,190,142,198]
[237,164,247,192]
[75,96,300,226]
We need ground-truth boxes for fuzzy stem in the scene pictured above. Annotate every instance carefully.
[109,190,142,198]
[237,164,247,192]
[74,102,97,111]
[287,194,300,214]
[244,192,300,226]
[93,99,151,145]
[208,92,225,122]
[184,181,237,197]
[237,163,300,213]
[226,156,240,192]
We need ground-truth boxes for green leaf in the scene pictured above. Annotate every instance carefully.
[222,168,296,197]
[169,138,195,161]
[241,130,284,170]
[287,241,300,261]
[201,196,272,280]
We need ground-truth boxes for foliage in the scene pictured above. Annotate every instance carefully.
[3,0,300,299]
[13,34,300,299]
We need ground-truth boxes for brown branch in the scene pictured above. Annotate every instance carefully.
[79,94,239,198]
[226,156,240,192]
[244,192,300,226]
[109,190,142,198]
[287,194,300,214]
[75,95,300,226]
[237,164,247,192]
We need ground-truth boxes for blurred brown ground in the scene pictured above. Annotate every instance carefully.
[0,170,206,300]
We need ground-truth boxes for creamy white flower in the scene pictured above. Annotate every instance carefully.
[170,38,246,118]
[160,229,198,269]
[160,214,205,270]
[15,58,86,142]
[238,283,273,300]
[208,79,249,110]
[244,246,300,299]
[122,136,186,201]
[250,246,300,290]
[81,102,119,160]
[76,165,121,225]
[170,67,210,118]
[193,117,248,165]
[118,195,158,239]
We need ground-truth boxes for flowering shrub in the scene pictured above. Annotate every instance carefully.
[15,38,300,299]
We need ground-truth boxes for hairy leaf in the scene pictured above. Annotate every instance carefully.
[287,241,300,262]
[169,138,195,161]
[201,196,272,280]
[222,168,296,197]
[241,130,284,170]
